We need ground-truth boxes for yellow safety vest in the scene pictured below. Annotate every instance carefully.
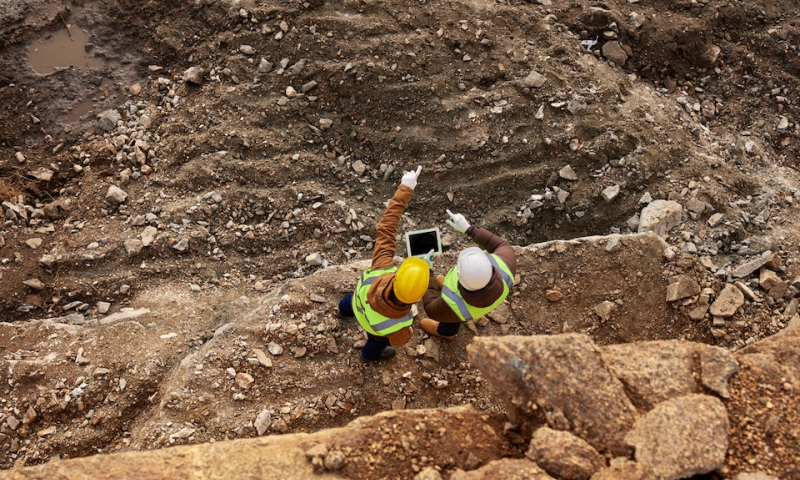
[353,267,413,336]
[441,253,514,322]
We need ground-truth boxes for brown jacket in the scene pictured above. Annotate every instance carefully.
[423,226,517,324]
[363,184,414,346]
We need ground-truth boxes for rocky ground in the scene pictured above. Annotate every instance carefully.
[1,0,800,477]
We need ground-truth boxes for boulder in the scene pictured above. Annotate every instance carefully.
[638,200,682,237]
[601,341,738,409]
[468,334,637,455]
[624,394,728,480]
[527,427,604,480]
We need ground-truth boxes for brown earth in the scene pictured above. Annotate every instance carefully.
[1,0,800,477]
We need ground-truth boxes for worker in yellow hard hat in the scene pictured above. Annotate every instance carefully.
[338,166,429,361]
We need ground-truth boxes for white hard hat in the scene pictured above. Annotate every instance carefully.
[457,247,493,291]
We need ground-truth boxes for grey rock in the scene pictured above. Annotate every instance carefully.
[254,409,271,435]
[141,226,158,247]
[527,427,604,480]
[665,275,700,302]
[601,185,620,202]
[172,238,189,253]
[124,239,143,257]
[601,341,738,409]
[305,252,323,266]
[182,66,206,84]
[323,450,345,471]
[301,80,317,93]
[709,284,744,317]
[289,58,307,75]
[98,109,120,132]
[99,307,150,325]
[450,459,555,480]
[638,200,682,237]
[39,254,56,267]
[559,165,578,181]
[268,342,283,356]
[258,58,273,74]
[521,71,548,89]
[239,45,255,55]
[97,301,111,314]
[624,394,728,480]
[105,185,128,204]
[685,198,706,214]
[319,118,333,130]
[707,213,724,227]
[731,253,773,279]
[468,334,637,455]
[602,41,628,67]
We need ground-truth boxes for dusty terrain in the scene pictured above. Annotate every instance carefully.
[1,0,800,477]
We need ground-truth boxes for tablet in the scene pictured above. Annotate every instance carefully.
[405,228,442,258]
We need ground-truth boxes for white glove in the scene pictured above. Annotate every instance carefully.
[422,249,435,268]
[446,209,470,233]
[400,166,423,190]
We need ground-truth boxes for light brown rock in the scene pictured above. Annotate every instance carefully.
[527,427,604,480]
[624,394,728,480]
[709,284,744,317]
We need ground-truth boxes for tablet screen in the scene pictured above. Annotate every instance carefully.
[408,230,440,257]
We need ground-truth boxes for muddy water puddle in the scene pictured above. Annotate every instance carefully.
[29,25,104,75]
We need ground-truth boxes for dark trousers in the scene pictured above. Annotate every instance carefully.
[339,293,391,360]
[438,321,462,336]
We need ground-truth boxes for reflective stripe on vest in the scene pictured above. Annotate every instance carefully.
[353,267,413,336]
[441,253,514,322]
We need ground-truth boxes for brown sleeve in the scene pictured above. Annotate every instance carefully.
[372,184,414,270]
[468,226,517,276]
[387,326,412,346]
[422,270,462,324]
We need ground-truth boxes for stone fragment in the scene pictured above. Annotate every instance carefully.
[98,109,120,132]
[559,165,578,181]
[731,253,772,279]
[521,70,548,89]
[758,268,779,291]
[685,198,706,215]
[124,239,143,257]
[15,151,26,163]
[527,427,603,480]
[235,372,255,389]
[141,226,158,247]
[319,118,333,130]
[268,342,283,355]
[707,213,724,227]
[105,185,128,204]
[239,45,255,55]
[6,416,20,430]
[29,167,54,181]
[99,307,150,325]
[700,346,739,399]
[734,473,780,480]
[24,278,46,290]
[624,394,728,480]
[602,41,628,66]
[688,294,710,321]
[253,348,273,368]
[589,459,647,480]
[696,44,721,68]
[546,289,563,302]
[468,334,637,455]
[735,281,757,301]
[305,252,324,266]
[594,301,615,322]
[26,238,43,249]
[254,409,271,435]
[450,459,555,480]
[638,200,682,237]
[258,58,274,74]
[182,66,206,84]
[709,284,744,317]
[324,450,346,471]
[351,160,366,175]
[601,185,619,202]
[487,302,511,324]
[172,238,189,252]
[666,275,700,302]
[97,301,111,314]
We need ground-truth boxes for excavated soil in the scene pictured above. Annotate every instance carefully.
[2,0,800,477]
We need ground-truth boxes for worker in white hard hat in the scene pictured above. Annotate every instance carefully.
[420,210,516,339]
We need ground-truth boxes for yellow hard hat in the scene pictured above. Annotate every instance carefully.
[393,257,430,304]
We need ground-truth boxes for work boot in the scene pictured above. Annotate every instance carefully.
[421,318,455,340]
[361,346,396,361]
